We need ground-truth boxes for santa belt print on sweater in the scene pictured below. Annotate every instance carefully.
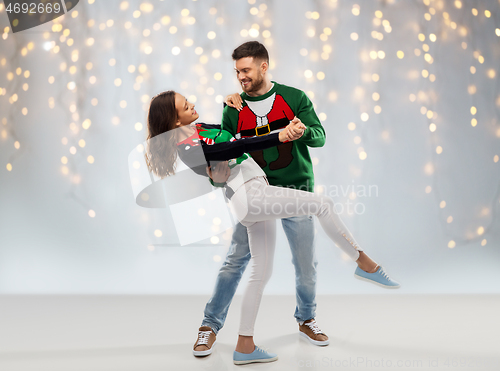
[239,117,289,137]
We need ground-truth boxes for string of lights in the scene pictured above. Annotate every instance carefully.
[0,0,499,252]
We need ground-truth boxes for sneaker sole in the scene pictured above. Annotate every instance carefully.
[354,273,400,289]
[299,331,330,346]
[193,340,216,357]
[234,356,278,365]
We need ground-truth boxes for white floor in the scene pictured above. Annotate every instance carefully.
[0,295,498,371]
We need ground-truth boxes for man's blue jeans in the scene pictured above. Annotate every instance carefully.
[201,215,317,334]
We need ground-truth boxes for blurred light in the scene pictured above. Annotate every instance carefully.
[154,229,162,237]
[470,106,477,115]
[359,151,367,160]
[471,119,477,127]
[397,50,404,59]
[360,113,369,122]
[448,240,456,248]
[372,92,380,101]
[487,69,496,79]
[135,122,143,131]
[348,122,356,131]
[87,156,95,164]
[207,31,216,39]
[350,32,358,41]
[352,4,360,16]
[429,123,436,132]
[425,186,432,193]
[484,10,491,18]
[424,162,434,175]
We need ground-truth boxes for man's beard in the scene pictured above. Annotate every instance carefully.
[242,73,265,93]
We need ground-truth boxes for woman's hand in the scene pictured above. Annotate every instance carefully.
[206,161,231,183]
[224,93,243,111]
[279,117,306,142]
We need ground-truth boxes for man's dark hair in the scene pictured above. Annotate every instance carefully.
[232,41,269,63]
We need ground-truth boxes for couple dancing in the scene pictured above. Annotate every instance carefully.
[145,41,400,365]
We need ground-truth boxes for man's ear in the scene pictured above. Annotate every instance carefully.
[260,61,269,74]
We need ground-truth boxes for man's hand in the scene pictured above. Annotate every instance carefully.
[206,161,231,184]
[279,117,306,142]
[224,93,243,111]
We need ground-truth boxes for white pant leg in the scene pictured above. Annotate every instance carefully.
[232,177,362,262]
[237,218,276,336]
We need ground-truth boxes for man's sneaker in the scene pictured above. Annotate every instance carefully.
[299,319,330,346]
[233,346,278,365]
[354,265,400,289]
[193,326,216,357]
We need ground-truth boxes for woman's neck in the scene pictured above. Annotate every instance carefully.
[176,124,197,141]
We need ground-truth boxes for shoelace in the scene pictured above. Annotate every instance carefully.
[378,267,391,280]
[305,320,323,335]
[197,330,211,345]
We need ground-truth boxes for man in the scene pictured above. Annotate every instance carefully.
[193,41,328,357]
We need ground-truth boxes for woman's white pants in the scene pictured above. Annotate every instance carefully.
[229,176,363,336]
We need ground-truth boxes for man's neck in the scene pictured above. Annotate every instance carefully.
[246,79,273,97]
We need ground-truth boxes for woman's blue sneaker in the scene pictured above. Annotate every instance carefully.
[354,266,400,289]
[233,346,278,365]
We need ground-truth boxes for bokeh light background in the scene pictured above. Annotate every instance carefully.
[1,0,499,294]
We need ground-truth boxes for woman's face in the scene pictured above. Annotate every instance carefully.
[174,93,199,126]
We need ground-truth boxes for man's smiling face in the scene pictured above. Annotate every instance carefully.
[234,57,267,95]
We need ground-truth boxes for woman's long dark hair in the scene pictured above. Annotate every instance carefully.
[144,90,180,178]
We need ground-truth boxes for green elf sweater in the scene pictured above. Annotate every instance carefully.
[221,81,326,192]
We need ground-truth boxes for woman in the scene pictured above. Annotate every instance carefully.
[145,90,400,365]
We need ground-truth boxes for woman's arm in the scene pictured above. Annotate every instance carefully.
[200,132,281,161]
[201,121,305,161]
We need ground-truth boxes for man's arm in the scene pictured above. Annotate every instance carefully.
[296,91,326,148]
[221,104,239,137]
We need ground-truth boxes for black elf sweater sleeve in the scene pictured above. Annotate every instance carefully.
[177,132,282,179]
[201,132,281,161]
